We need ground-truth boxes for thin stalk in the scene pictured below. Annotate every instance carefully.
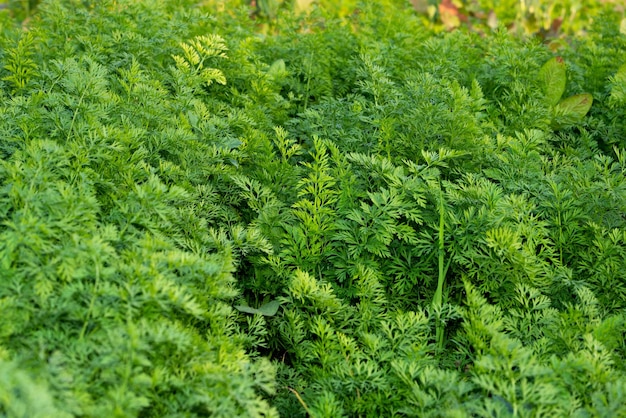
[79,256,100,340]
[303,52,313,111]
[287,386,312,416]
[433,185,446,350]
[67,88,87,142]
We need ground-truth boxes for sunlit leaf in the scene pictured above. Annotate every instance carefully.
[257,300,281,316]
[552,93,593,129]
[539,57,566,107]
[609,63,626,107]
[235,300,281,316]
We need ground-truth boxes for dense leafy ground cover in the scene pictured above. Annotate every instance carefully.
[1,0,625,416]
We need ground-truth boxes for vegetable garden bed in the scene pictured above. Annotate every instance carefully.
[0,0,625,416]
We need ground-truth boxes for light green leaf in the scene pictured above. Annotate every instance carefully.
[609,63,626,107]
[268,59,286,75]
[552,93,593,129]
[539,57,566,107]
[234,305,258,315]
[235,300,281,316]
[257,300,281,316]
[267,59,287,82]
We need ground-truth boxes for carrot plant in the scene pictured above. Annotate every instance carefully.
[1,0,625,417]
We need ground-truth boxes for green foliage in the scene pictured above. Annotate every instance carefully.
[1,31,38,92]
[0,0,625,417]
[0,1,278,416]
[538,56,593,129]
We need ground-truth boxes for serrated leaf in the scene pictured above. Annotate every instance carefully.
[614,63,626,82]
[235,300,281,316]
[609,63,626,107]
[552,93,593,129]
[539,57,566,107]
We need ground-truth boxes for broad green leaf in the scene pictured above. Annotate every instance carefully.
[539,57,566,107]
[235,300,281,316]
[234,305,258,315]
[257,300,281,316]
[268,59,286,75]
[621,18,626,36]
[267,59,288,82]
[552,93,593,129]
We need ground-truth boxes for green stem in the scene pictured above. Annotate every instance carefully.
[303,52,313,111]
[287,386,312,416]
[79,256,100,340]
[433,185,446,350]
[67,89,87,142]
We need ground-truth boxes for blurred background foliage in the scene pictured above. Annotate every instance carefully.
[193,0,623,38]
[2,0,623,37]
